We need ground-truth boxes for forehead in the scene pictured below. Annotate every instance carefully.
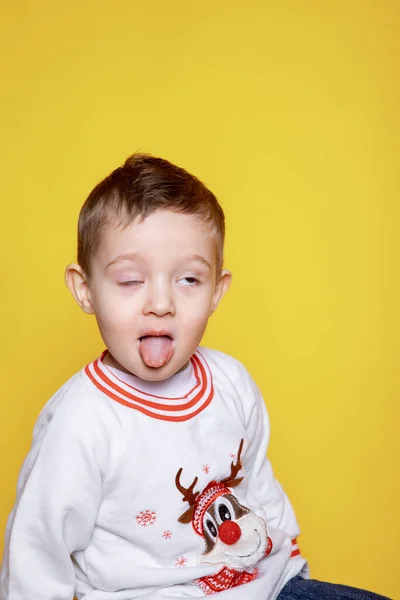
[95,210,217,267]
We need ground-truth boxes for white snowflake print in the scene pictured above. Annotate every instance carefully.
[162,530,172,540]
[135,510,157,527]
[174,556,188,568]
[202,464,210,474]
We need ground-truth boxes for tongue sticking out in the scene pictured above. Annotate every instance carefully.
[139,336,173,368]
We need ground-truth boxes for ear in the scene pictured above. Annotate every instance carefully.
[65,263,94,314]
[210,269,232,315]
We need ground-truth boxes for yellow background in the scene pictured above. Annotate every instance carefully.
[0,1,399,598]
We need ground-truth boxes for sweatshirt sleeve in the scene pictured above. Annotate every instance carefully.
[237,364,300,541]
[0,386,104,600]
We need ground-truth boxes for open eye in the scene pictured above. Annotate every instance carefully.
[178,277,199,286]
[218,503,232,522]
[206,519,218,538]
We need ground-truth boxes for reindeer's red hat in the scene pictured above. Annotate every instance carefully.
[192,480,231,537]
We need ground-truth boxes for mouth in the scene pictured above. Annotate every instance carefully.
[138,332,174,368]
[236,530,261,558]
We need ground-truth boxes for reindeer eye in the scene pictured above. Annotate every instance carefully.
[206,519,217,537]
[218,503,231,522]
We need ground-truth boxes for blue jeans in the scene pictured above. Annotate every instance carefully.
[277,576,392,599]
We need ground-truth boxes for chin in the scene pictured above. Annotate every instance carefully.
[139,358,186,381]
[140,365,174,381]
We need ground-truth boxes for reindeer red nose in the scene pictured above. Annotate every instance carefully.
[218,520,242,545]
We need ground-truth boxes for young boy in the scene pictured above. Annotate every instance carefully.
[0,154,389,600]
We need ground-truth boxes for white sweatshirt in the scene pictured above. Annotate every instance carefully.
[0,347,308,600]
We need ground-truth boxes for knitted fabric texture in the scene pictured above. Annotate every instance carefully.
[194,566,257,595]
[192,481,231,537]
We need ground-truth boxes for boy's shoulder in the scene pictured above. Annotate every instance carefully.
[198,345,245,369]
[198,346,256,392]
[33,365,126,442]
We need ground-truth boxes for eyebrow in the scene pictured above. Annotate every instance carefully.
[106,252,140,268]
[185,254,212,271]
[105,253,212,271]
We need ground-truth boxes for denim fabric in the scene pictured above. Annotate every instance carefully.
[277,576,392,600]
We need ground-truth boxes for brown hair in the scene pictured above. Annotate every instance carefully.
[77,153,225,276]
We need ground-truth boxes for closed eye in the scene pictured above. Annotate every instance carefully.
[118,281,143,287]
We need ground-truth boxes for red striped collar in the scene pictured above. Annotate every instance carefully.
[291,538,300,557]
[84,349,214,422]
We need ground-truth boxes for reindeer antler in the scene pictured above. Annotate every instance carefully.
[175,468,200,524]
[221,438,244,488]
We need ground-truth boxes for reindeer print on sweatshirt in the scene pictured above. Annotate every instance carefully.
[175,439,273,594]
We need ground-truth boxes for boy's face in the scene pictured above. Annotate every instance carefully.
[66,210,231,381]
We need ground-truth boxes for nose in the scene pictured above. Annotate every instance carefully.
[142,280,176,317]
[218,521,241,545]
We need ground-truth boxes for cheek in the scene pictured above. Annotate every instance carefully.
[94,297,137,331]
[91,282,138,317]
[179,312,211,347]
[180,299,212,327]
[181,286,214,312]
